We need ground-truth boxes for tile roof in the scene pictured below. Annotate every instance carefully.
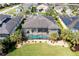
[0,16,23,35]
[22,15,59,29]
[6,16,23,34]
[0,14,11,24]
[59,15,79,30]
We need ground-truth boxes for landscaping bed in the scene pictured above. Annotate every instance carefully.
[7,43,79,56]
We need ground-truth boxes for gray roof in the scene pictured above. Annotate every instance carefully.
[22,15,59,29]
[0,16,23,34]
[59,15,79,30]
[6,16,23,34]
[0,23,9,34]
[0,14,11,24]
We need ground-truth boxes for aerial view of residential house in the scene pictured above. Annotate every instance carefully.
[1,3,79,56]
[22,15,60,42]
[0,14,23,40]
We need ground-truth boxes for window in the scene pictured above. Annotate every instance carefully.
[0,34,9,37]
[39,9,43,12]
[0,24,2,27]
[3,18,11,23]
[38,28,48,32]
[32,29,37,32]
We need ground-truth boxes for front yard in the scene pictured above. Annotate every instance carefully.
[7,43,79,56]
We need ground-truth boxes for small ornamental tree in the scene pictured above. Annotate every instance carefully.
[31,6,36,13]
[26,10,31,15]
[10,29,22,44]
[60,29,74,42]
[71,31,79,46]
[1,36,11,54]
[49,32,59,41]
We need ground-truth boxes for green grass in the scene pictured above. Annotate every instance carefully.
[0,6,12,12]
[5,8,16,14]
[0,5,18,12]
[7,43,79,56]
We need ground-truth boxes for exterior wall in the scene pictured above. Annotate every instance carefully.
[22,28,59,39]
[0,37,5,40]
[23,28,48,35]
[0,34,9,40]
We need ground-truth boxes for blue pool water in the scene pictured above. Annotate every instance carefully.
[27,35,48,39]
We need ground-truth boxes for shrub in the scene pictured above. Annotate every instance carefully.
[49,32,59,41]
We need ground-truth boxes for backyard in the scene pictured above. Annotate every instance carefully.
[7,43,79,56]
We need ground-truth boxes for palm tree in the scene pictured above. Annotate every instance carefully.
[0,40,3,53]
[60,29,74,42]
[10,29,22,44]
[1,36,11,54]
[46,7,58,20]
[71,31,79,46]
[60,30,67,40]
[31,6,36,13]
[61,7,67,15]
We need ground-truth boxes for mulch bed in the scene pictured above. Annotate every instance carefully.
[71,45,79,52]
[74,45,79,51]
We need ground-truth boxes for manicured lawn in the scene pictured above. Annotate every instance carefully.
[0,6,12,11]
[0,5,17,12]
[5,8,16,15]
[7,43,79,56]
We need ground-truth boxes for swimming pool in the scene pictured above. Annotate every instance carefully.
[27,35,48,39]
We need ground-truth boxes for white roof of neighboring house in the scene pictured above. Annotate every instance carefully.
[37,4,48,10]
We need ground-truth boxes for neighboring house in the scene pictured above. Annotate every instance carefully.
[54,5,64,15]
[55,4,73,16]
[0,14,23,40]
[66,8,73,16]
[22,3,33,9]
[22,15,60,40]
[54,4,68,15]
[59,15,79,32]
[36,4,49,13]
[22,3,38,10]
